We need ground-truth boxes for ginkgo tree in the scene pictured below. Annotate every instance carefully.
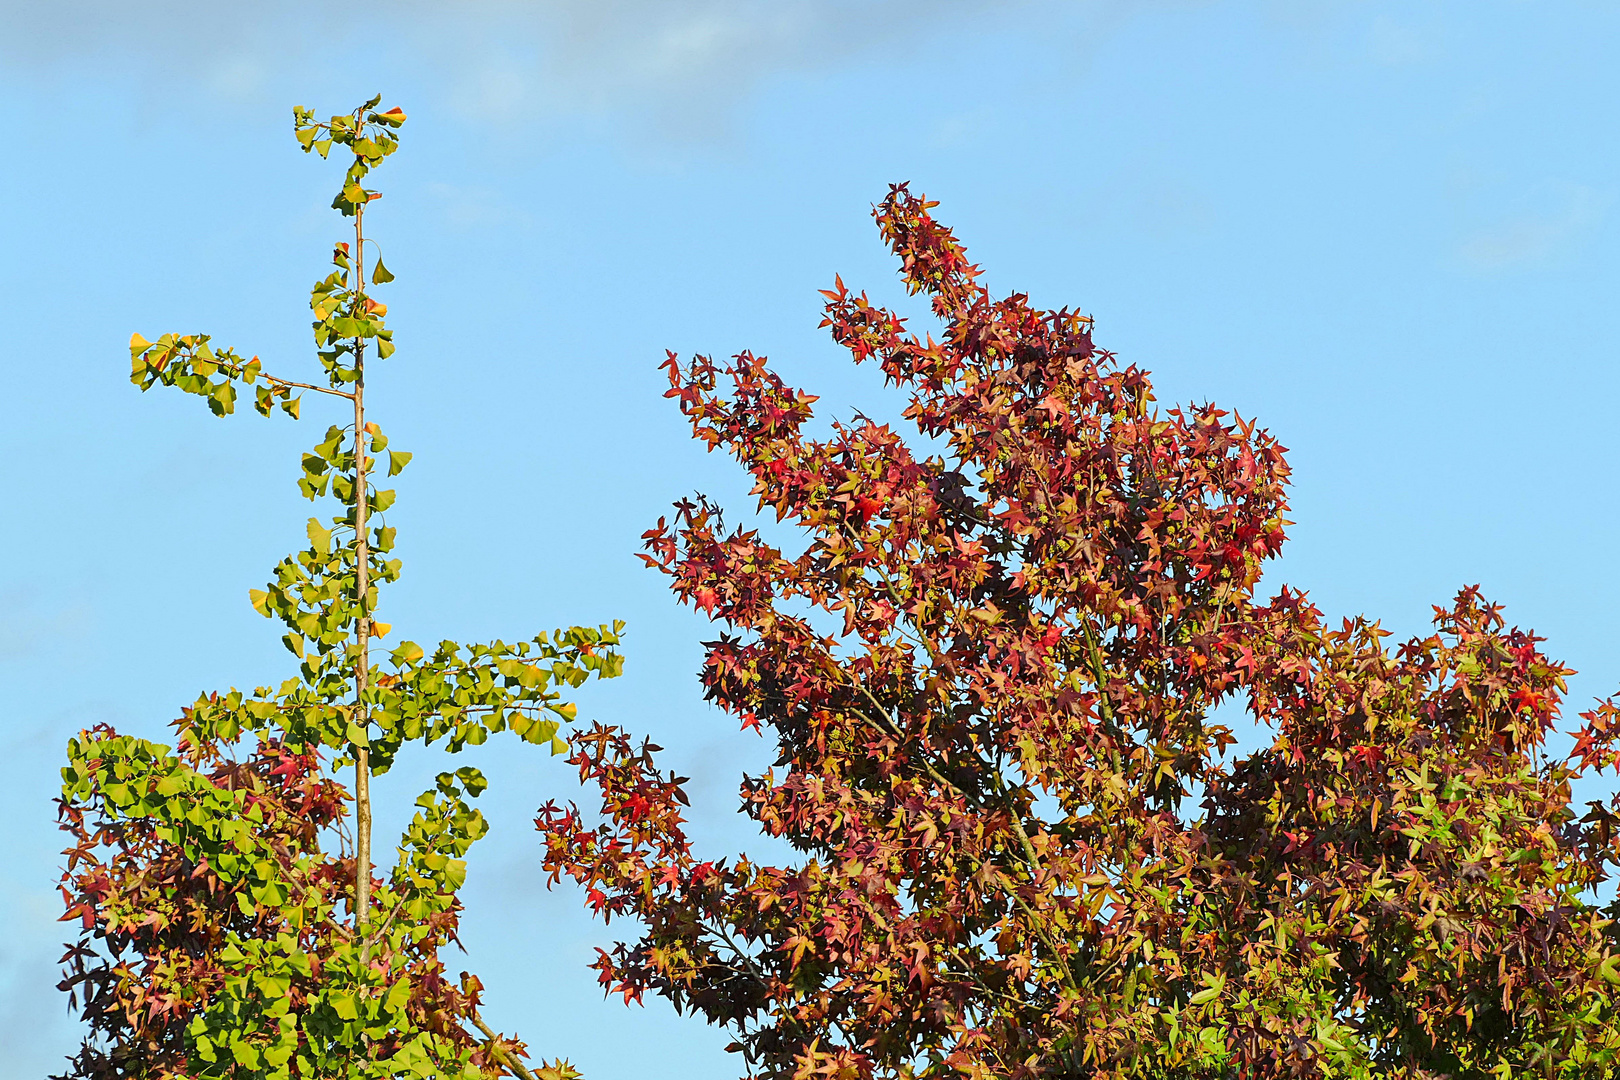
[537,186,1620,1079]
[57,97,621,1080]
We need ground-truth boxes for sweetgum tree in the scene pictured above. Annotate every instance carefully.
[57,99,620,1080]
[538,187,1620,1079]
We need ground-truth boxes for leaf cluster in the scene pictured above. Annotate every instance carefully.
[59,727,487,1079]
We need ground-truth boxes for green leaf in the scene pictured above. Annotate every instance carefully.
[306,518,333,554]
[455,766,488,797]
[372,257,395,284]
[230,1038,261,1069]
[207,380,237,416]
[384,976,411,1013]
[388,450,411,476]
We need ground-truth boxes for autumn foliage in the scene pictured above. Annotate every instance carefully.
[538,186,1620,1079]
[58,730,489,1077]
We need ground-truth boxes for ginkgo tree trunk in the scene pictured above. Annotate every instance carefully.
[57,97,618,1080]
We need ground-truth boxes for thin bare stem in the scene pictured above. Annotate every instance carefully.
[843,679,1077,990]
[352,189,374,959]
[469,1013,540,1080]
[264,840,354,942]
[367,887,410,946]
[265,375,355,400]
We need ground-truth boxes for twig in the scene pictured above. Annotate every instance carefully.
[469,1012,539,1080]
[841,678,1079,990]
[264,374,356,400]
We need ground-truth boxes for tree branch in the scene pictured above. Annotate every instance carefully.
[469,1012,540,1080]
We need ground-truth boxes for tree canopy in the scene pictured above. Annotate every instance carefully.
[538,186,1620,1080]
[57,98,620,1080]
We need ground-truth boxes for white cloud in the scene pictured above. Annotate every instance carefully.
[930,105,995,149]
[1367,14,1431,67]
[0,589,89,662]
[424,180,533,228]
[1458,184,1608,271]
[0,1,1033,137]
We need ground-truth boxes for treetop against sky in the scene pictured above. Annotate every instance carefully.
[4,4,1620,1077]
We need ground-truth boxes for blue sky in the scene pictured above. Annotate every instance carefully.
[4,2,1619,1075]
